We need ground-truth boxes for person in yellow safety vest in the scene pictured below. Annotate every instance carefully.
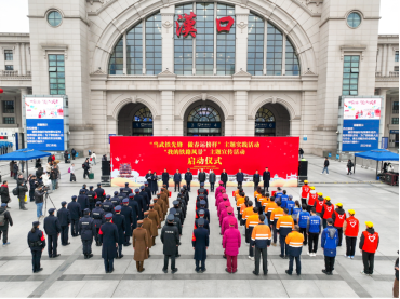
[276,208,295,259]
[285,226,304,275]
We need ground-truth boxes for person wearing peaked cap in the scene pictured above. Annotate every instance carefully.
[139,187,150,212]
[132,219,148,273]
[57,201,71,246]
[161,213,179,273]
[92,201,105,246]
[154,196,165,221]
[28,220,46,273]
[197,200,210,222]
[192,216,209,273]
[173,200,184,226]
[95,184,106,203]
[103,195,115,215]
[331,203,346,247]
[142,212,153,257]
[196,209,210,234]
[43,206,61,258]
[301,179,310,207]
[321,196,334,229]
[67,195,81,237]
[98,213,119,273]
[112,205,125,259]
[148,204,160,246]
[133,189,145,220]
[343,209,359,259]
[321,218,338,275]
[359,221,379,275]
[77,189,89,215]
[78,207,96,259]
[120,197,134,247]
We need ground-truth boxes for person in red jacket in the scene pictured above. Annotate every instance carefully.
[343,209,359,259]
[320,196,334,229]
[331,203,346,247]
[359,221,379,275]
[300,180,310,206]
[314,192,325,216]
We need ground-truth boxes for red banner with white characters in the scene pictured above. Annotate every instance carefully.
[110,136,299,188]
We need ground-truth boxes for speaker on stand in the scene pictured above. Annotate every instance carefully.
[298,161,308,186]
[102,161,111,187]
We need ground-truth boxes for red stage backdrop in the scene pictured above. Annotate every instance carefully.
[110,136,299,188]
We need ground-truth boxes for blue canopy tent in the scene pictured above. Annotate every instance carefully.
[0,148,51,179]
[354,149,399,177]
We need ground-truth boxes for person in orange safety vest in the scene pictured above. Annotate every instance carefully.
[270,201,283,246]
[285,226,304,275]
[359,221,379,275]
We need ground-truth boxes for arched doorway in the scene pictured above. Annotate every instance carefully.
[254,104,290,136]
[184,100,224,136]
[118,103,153,136]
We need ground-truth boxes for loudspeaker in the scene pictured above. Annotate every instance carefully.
[101,175,111,187]
[102,161,110,176]
[298,161,308,177]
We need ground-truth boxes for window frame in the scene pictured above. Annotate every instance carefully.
[49,54,66,95]
[396,51,399,63]
[4,50,13,61]
[47,10,63,28]
[2,101,15,114]
[346,11,362,29]
[4,65,13,71]
[342,55,360,96]
[3,117,15,124]
[392,101,399,114]
[391,118,399,125]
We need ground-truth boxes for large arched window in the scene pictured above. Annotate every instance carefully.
[133,107,153,136]
[174,2,235,76]
[255,106,276,136]
[187,105,222,136]
[247,13,300,76]
[108,12,161,75]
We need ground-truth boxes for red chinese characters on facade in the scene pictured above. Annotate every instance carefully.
[216,16,235,32]
[176,12,197,38]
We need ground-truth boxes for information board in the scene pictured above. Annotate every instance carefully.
[110,136,299,188]
[342,97,381,151]
[25,97,65,151]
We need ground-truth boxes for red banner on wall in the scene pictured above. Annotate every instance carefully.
[110,136,299,188]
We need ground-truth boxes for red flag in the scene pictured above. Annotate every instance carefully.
[191,230,196,241]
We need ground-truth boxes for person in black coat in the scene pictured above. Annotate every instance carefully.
[82,159,90,179]
[198,168,206,184]
[150,173,158,195]
[120,182,133,198]
[77,189,89,215]
[209,169,216,192]
[95,183,106,202]
[221,169,228,189]
[64,151,69,163]
[253,171,260,191]
[184,168,192,192]
[103,195,115,215]
[161,214,179,273]
[67,195,81,236]
[162,169,170,190]
[165,208,183,236]
[127,196,139,231]
[87,186,97,210]
[236,169,244,188]
[192,218,210,273]
[173,169,182,192]
[0,181,11,208]
[139,186,149,211]
[263,167,270,192]
[121,199,134,246]
[28,221,46,273]
[57,201,71,246]
[0,203,13,245]
[195,210,210,234]
[145,171,152,187]
[99,214,119,273]
[134,189,145,220]
[28,175,37,202]
[43,208,61,258]
[78,208,96,258]
[196,201,210,222]
[71,148,76,160]
[112,205,125,259]
[92,201,105,246]
[347,160,353,175]
[144,183,151,203]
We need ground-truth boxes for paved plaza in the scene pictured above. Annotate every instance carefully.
[0,155,397,298]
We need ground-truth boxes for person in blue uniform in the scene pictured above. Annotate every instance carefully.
[112,205,125,259]
[192,218,210,273]
[285,195,295,214]
[144,183,151,203]
[134,189,145,220]
[92,201,105,246]
[43,208,61,258]
[139,186,149,211]
[196,200,210,222]
[296,204,309,245]
[99,213,119,273]
[87,186,97,210]
[28,221,46,273]
[95,183,106,202]
[236,169,244,188]
[57,201,70,246]
[195,209,210,234]
[321,218,338,275]
[103,195,115,215]
[120,182,132,198]
[161,214,179,273]
[121,198,134,246]
[111,192,120,207]
[78,208,96,258]
[67,195,81,237]
[77,189,89,215]
[173,169,182,192]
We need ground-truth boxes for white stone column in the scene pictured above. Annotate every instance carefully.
[160,91,174,136]
[21,43,26,75]
[234,91,249,136]
[20,88,28,148]
[161,7,174,72]
[381,89,388,137]
[235,7,249,73]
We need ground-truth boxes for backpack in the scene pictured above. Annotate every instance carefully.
[82,164,85,169]
[12,188,18,196]
[0,214,5,227]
